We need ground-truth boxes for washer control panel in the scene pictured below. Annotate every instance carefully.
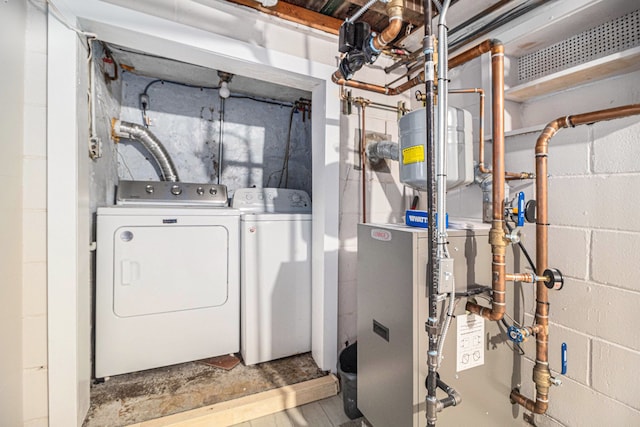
[232,188,311,213]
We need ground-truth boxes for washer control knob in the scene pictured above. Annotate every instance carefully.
[291,193,301,202]
[209,187,217,195]
[170,185,182,196]
[196,187,204,195]
[145,184,154,194]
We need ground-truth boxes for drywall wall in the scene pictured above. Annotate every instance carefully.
[116,71,312,197]
[0,0,26,425]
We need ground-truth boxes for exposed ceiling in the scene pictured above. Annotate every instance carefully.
[225,0,639,57]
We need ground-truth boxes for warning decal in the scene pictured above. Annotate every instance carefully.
[402,145,425,165]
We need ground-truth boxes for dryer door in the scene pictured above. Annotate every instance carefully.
[113,225,229,317]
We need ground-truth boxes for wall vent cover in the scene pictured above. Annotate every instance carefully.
[518,9,640,82]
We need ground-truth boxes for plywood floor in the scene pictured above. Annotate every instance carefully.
[84,353,326,427]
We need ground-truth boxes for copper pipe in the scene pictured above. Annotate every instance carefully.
[510,103,640,415]
[374,0,404,50]
[333,39,504,96]
[505,273,535,283]
[465,41,508,322]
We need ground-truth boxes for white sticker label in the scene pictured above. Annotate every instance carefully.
[456,313,484,372]
[370,229,392,242]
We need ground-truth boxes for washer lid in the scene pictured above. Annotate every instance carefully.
[112,224,229,317]
[97,206,241,216]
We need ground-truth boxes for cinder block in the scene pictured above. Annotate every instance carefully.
[24,51,47,107]
[338,248,358,283]
[542,375,640,426]
[548,226,589,280]
[26,0,47,54]
[22,211,46,263]
[592,340,640,411]
[338,279,357,318]
[550,278,640,352]
[23,105,46,157]
[22,262,46,317]
[593,116,640,174]
[23,157,46,210]
[339,176,361,216]
[591,230,640,291]
[22,367,48,420]
[338,312,357,347]
[24,417,48,427]
[339,213,361,243]
[521,320,590,386]
[22,315,47,369]
[548,175,640,232]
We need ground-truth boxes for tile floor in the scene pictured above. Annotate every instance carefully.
[230,394,363,427]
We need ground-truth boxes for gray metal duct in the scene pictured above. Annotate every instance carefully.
[112,119,180,182]
[366,140,399,164]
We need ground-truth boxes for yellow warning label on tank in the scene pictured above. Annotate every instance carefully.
[402,145,425,165]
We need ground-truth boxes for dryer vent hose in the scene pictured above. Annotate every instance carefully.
[111,119,180,182]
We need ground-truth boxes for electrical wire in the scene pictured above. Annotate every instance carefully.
[277,105,297,188]
[140,79,297,108]
[505,221,537,272]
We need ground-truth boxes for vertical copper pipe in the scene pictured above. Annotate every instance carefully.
[510,104,640,414]
[465,41,508,321]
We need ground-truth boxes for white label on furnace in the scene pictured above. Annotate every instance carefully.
[456,313,484,372]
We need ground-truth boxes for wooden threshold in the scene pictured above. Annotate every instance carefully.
[126,374,340,427]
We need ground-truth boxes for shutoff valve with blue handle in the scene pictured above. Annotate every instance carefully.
[507,325,525,343]
[506,192,526,243]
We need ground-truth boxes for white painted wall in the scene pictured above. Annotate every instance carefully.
[22,1,50,426]
[0,0,26,425]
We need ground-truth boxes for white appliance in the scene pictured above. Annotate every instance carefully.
[232,188,312,365]
[95,181,240,378]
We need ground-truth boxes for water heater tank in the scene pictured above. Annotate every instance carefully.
[399,107,473,191]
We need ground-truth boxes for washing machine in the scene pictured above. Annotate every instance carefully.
[232,188,312,366]
[95,180,241,378]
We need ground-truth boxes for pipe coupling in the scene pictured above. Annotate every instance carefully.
[426,396,438,424]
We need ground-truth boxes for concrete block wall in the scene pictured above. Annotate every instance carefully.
[22,1,49,426]
[0,0,26,425]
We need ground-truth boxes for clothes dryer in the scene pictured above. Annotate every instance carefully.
[95,181,240,377]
